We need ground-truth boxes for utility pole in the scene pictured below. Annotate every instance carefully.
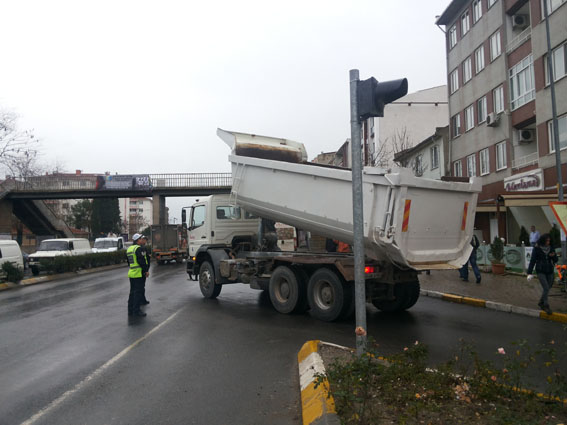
[543,0,566,263]
[349,70,408,356]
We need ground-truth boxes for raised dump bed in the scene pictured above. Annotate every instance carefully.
[218,128,481,271]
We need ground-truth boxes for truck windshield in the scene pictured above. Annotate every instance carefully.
[94,240,118,248]
[38,241,70,251]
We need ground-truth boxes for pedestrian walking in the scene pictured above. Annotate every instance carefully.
[126,233,150,317]
[529,225,540,247]
[459,234,481,283]
[527,233,557,315]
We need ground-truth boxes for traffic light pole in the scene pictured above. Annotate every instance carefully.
[349,69,367,356]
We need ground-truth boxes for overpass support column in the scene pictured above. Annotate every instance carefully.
[153,195,167,225]
[0,199,13,238]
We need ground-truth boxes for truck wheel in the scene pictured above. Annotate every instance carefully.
[401,281,420,310]
[269,266,306,314]
[307,268,347,322]
[199,261,222,299]
[372,284,407,313]
[31,266,40,276]
[291,266,309,313]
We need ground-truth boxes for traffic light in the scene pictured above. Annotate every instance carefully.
[356,77,408,120]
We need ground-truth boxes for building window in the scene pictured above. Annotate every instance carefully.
[475,45,485,74]
[430,145,439,170]
[496,141,507,170]
[467,154,477,177]
[477,96,487,123]
[454,160,463,177]
[509,54,535,110]
[473,0,483,22]
[544,0,567,15]
[490,30,501,61]
[493,85,504,113]
[450,68,459,94]
[449,25,457,49]
[465,105,475,131]
[545,41,567,84]
[488,0,498,7]
[452,114,461,138]
[463,57,472,83]
[548,114,567,153]
[480,148,490,175]
[414,154,424,176]
[461,10,470,36]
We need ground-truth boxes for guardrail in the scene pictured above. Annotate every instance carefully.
[0,173,232,192]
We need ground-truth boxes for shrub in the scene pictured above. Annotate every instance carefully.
[39,251,126,274]
[490,236,504,264]
[1,262,25,282]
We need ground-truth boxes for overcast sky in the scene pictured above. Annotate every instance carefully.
[0,0,451,222]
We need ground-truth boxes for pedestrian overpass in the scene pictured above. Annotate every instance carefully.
[0,173,232,237]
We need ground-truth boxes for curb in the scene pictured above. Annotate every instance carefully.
[0,263,127,292]
[298,340,341,425]
[421,289,567,324]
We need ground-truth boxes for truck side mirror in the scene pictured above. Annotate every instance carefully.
[181,209,186,224]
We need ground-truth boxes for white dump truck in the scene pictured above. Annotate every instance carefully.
[182,129,481,321]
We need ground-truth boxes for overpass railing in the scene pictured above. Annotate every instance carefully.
[0,173,232,192]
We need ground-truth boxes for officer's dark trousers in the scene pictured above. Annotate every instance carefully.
[128,277,144,313]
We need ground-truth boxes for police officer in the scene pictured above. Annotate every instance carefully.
[126,233,150,317]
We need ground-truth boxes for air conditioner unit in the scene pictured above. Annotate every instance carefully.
[512,14,529,30]
[519,129,535,143]
[486,112,500,127]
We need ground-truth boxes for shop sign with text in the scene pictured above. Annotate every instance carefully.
[504,168,543,192]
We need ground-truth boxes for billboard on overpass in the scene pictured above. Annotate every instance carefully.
[95,175,152,191]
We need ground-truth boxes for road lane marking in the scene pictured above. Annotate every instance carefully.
[21,307,184,425]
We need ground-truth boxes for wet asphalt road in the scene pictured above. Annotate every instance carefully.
[1,265,566,425]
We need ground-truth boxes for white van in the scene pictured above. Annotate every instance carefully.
[92,237,124,253]
[0,240,24,273]
[28,238,92,276]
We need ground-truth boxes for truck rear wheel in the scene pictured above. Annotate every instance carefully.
[199,261,222,299]
[269,266,307,314]
[372,283,414,313]
[402,281,420,310]
[307,268,347,322]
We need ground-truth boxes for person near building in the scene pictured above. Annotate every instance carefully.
[459,234,481,284]
[139,236,151,305]
[126,233,150,317]
[529,225,540,247]
[527,233,557,315]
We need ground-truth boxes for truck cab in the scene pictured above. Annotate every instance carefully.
[183,195,260,274]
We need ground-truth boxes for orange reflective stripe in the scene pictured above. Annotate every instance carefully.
[402,200,411,233]
[461,201,469,231]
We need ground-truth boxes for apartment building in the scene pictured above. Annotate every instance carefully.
[120,197,154,235]
[437,0,567,244]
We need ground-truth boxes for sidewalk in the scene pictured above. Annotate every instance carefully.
[420,269,567,314]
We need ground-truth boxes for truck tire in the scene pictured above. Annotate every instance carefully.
[307,268,347,322]
[401,281,420,310]
[291,266,309,313]
[269,266,306,314]
[372,284,407,313]
[31,266,40,276]
[199,261,222,299]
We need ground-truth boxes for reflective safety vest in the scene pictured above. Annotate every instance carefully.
[127,245,143,278]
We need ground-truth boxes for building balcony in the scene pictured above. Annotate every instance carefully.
[506,27,531,54]
[511,151,538,170]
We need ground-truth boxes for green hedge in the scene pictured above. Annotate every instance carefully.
[1,262,25,283]
[39,251,126,274]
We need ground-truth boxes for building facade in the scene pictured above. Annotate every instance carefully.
[393,126,450,179]
[119,197,154,235]
[437,0,567,244]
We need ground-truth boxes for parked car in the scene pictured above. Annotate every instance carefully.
[28,238,92,276]
[0,240,25,276]
[92,237,125,253]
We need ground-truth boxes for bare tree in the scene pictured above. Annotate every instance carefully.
[390,127,414,167]
[0,109,40,178]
